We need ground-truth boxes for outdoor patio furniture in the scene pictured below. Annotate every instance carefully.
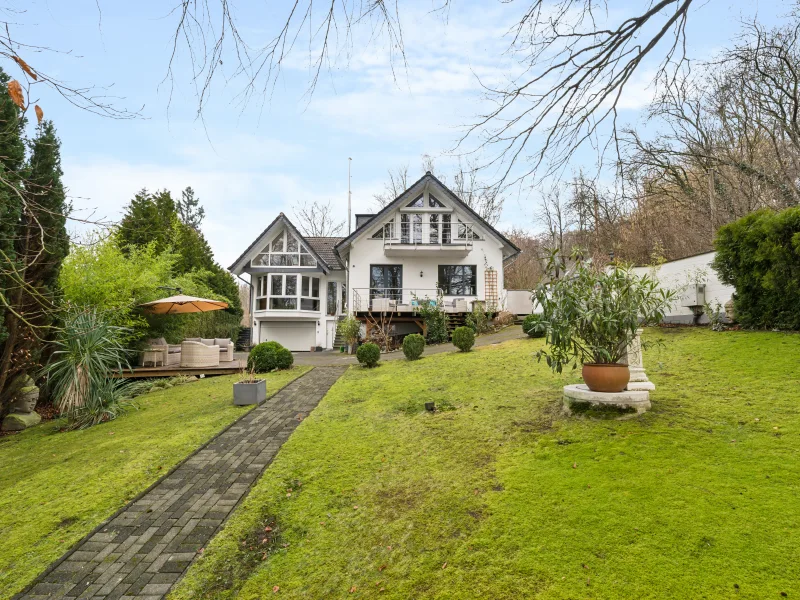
[184,337,234,361]
[180,341,220,368]
[371,298,397,312]
[140,338,181,366]
[140,349,164,368]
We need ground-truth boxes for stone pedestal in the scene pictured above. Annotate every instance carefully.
[563,384,651,416]
[2,411,41,431]
[620,328,654,391]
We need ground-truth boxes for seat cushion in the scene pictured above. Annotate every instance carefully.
[184,337,201,343]
[214,338,231,348]
[148,337,168,347]
[200,338,215,346]
[168,347,181,354]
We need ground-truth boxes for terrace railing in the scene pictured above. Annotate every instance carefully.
[352,288,474,313]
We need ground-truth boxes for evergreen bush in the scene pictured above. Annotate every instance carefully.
[356,342,381,367]
[522,314,546,338]
[713,207,800,329]
[452,326,475,352]
[248,341,294,372]
[402,334,425,360]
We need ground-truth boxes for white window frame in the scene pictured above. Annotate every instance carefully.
[251,230,317,267]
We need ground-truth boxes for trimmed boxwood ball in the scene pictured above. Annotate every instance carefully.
[522,314,546,338]
[356,342,381,368]
[452,326,475,352]
[402,333,425,361]
[248,341,294,372]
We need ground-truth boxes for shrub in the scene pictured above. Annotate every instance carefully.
[336,317,361,349]
[522,314,546,338]
[464,304,492,334]
[713,207,800,329]
[402,334,425,360]
[42,306,132,430]
[451,326,475,352]
[248,341,293,373]
[413,293,449,344]
[533,249,674,373]
[356,342,381,367]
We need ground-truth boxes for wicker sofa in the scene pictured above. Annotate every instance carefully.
[141,338,181,366]
[180,341,220,368]
[184,337,235,362]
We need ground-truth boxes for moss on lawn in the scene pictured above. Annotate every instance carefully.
[0,367,309,599]
[171,328,800,599]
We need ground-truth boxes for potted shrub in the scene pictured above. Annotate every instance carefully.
[533,250,674,393]
[234,367,267,405]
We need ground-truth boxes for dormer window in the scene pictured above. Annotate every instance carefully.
[252,230,317,267]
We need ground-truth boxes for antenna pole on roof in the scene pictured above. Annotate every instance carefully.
[348,157,352,235]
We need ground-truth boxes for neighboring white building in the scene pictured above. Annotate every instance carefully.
[229,172,521,350]
[631,251,735,324]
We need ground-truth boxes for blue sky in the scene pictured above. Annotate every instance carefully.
[16,0,787,267]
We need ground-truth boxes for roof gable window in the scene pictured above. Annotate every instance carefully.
[252,230,317,267]
[429,194,445,208]
[407,194,424,208]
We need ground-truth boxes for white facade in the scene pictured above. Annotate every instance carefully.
[631,251,735,323]
[229,173,520,350]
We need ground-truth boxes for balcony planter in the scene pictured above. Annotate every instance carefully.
[233,379,267,405]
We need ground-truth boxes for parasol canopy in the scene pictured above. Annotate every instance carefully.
[139,294,229,315]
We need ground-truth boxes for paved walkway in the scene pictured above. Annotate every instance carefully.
[18,367,347,600]
[235,325,525,367]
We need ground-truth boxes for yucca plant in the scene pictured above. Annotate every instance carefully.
[43,306,132,430]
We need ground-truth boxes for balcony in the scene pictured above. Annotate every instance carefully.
[378,217,476,257]
[352,288,481,314]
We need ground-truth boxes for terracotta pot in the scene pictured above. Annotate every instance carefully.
[582,363,630,393]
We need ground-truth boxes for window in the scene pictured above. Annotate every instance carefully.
[251,230,317,267]
[401,214,422,243]
[370,265,402,300]
[372,221,393,239]
[429,214,439,243]
[457,219,479,240]
[442,214,452,243]
[438,265,477,296]
[407,194,424,208]
[269,274,298,310]
[429,194,445,207]
[327,281,337,316]
[300,276,320,311]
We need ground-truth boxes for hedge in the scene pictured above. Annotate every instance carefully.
[713,207,800,329]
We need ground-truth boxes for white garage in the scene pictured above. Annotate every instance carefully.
[259,321,316,352]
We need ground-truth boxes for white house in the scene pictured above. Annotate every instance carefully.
[631,251,735,324]
[229,172,521,350]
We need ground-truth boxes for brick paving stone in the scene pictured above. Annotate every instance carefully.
[16,367,345,600]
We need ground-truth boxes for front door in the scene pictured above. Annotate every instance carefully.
[370,264,403,301]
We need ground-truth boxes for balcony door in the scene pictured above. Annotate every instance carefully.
[370,265,403,300]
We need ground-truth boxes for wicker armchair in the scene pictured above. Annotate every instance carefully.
[141,338,181,366]
[180,341,220,368]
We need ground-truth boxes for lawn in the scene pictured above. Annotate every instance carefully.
[0,366,310,599]
[171,328,800,599]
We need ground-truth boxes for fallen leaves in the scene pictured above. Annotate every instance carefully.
[441,562,447,569]
[272,585,280,593]
[349,585,358,593]
[572,463,578,469]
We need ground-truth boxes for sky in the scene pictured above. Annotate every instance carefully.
[13,0,788,268]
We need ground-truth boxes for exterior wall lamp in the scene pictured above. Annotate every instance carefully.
[420,270,424,277]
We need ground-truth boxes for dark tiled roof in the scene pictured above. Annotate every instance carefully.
[305,237,346,270]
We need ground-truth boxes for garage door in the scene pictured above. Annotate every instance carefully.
[259,322,315,352]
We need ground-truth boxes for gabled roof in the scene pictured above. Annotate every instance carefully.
[304,237,345,269]
[228,213,333,274]
[334,172,521,259]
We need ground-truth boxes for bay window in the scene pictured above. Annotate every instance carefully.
[253,273,323,311]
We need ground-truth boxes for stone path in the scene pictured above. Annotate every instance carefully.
[18,366,347,600]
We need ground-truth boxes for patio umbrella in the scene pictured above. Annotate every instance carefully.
[139,294,229,315]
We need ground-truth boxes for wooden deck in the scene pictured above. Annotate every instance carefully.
[114,360,246,379]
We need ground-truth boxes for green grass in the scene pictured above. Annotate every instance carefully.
[0,367,310,599]
[171,329,800,599]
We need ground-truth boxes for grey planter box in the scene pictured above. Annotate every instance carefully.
[233,379,267,405]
